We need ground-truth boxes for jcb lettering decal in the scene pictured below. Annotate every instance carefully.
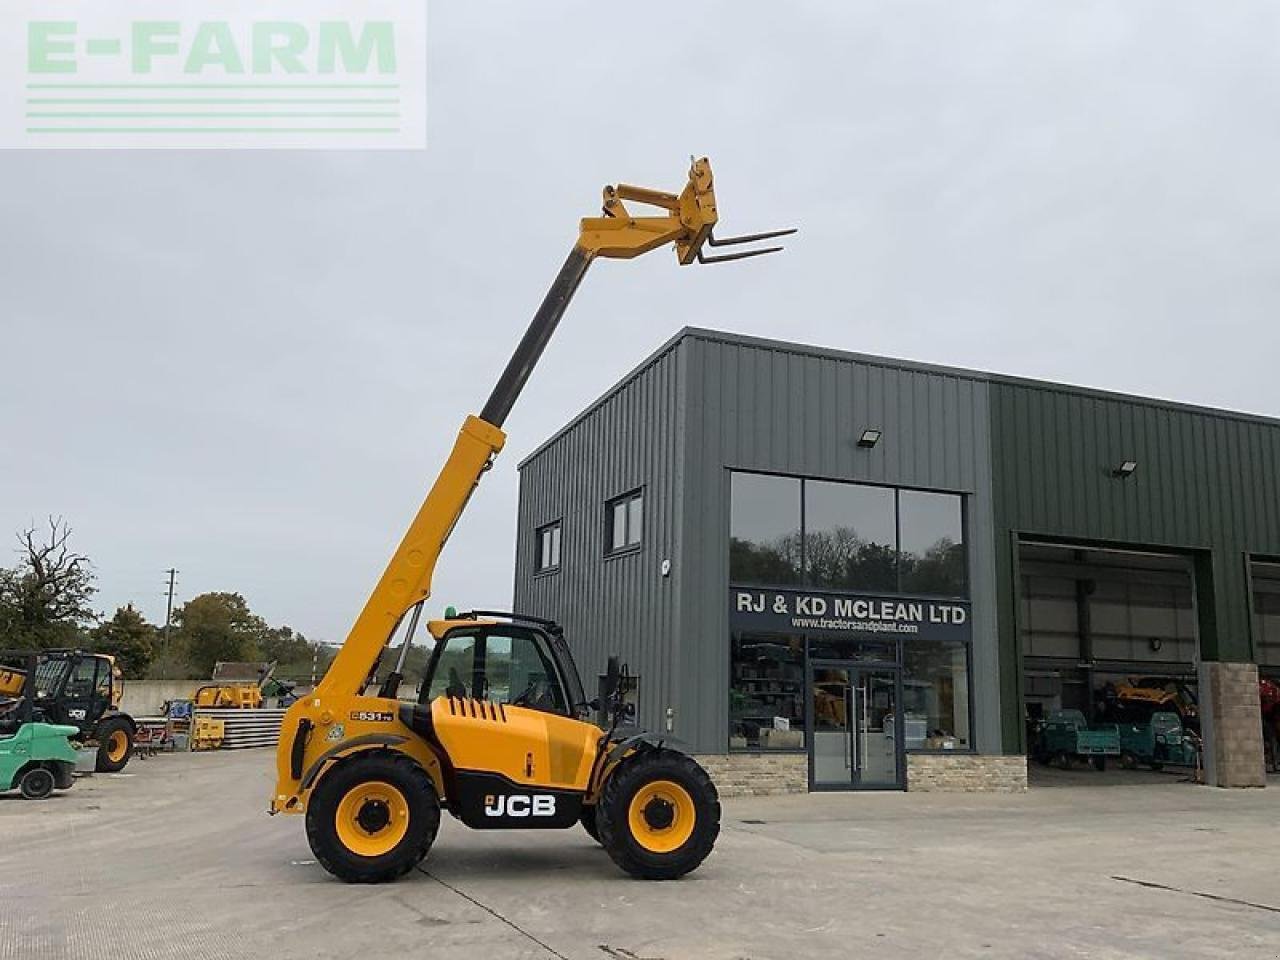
[483,793,557,817]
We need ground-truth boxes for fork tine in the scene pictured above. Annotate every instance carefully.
[706,227,798,248]
[697,246,787,264]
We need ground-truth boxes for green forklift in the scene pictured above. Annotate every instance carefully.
[0,652,79,799]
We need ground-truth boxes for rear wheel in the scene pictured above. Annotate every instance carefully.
[95,717,133,772]
[597,749,719,880]
[305,752,439,884]
[580,804,602,844]
[19,766,55,800]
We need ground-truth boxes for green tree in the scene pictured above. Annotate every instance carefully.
[91,604,156,675]
[259,624,311,665]
[0,519,97,649]
[173,592,268,676]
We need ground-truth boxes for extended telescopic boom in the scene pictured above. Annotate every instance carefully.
[316,157,794,699]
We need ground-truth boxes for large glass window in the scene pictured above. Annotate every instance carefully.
[730,632,805,750]
[805,480,897,592]
[729,473,801,585]
[898,490,966,597]
[729,472,967,597]
[902,640,970,750]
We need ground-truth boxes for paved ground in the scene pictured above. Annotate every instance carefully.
[2,749,1278,960]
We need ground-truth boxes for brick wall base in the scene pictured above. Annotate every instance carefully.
[1199,661,1266,788]
[694,754,807,797]
[906,754,1028,793]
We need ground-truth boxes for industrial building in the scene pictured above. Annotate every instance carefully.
[514,328,1277,793]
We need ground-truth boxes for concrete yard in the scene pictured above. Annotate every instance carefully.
[2,750,1277,960]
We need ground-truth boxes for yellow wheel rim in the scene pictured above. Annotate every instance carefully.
[334,781,409,858]
[107,730,129,763]
[627,779,696,854]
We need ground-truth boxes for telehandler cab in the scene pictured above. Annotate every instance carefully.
[271,158,793,882]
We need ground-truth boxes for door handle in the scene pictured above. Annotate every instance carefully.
[846,686,857,772]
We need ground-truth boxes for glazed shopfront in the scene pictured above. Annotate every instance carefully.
[728,471,974,791]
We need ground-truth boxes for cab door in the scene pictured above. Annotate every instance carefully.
[60,656,111,732]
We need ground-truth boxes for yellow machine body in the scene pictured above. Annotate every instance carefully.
[194,683,264,710]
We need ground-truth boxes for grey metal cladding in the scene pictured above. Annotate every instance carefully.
[676,331,1001,754]
[514,338,686,738]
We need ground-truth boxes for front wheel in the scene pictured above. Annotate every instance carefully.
[305,751,440,883]
[597,749,720,880]
[95,717,133,772]
[19,766,56,800]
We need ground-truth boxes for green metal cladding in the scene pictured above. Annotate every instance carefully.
[989,380,1280,751]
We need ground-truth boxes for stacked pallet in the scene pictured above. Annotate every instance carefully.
[191,707,288,749]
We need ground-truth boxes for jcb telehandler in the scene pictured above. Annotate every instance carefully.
[271,158,792,882]
[0,649,136,772]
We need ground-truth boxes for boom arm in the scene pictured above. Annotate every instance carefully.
[316,158,794,699]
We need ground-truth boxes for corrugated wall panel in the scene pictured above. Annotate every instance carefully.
[676,333,1001,754]
[990,382,1280,751]
[513,341,686,739]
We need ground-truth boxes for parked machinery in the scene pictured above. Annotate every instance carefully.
[0,651,81,798]
[1031,710,1120,770]
[0,649,136,772]
[1261,678,1280,772]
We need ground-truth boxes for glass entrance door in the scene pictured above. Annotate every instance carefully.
[810,661,904,790]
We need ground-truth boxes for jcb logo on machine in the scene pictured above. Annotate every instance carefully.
[483,793,556,818]
[349,710,394,723]
[68,709,87,720]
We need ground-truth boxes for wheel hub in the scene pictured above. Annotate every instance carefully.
[356,799,391,835]
[642,797,675,831]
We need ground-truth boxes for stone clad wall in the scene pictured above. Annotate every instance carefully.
[906,754,1028,792]
[695,754,808,797]
[1200,661,1266,788]
[694,753,1029,795]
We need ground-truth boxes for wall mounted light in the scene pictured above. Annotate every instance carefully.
[858,429,882,449]
[1113,460,1138,478]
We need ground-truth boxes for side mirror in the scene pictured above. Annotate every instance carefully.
[597,656,622,727]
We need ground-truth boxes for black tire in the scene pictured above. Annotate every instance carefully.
[580,804,602,844]
[19,766,56,800]
[52,762,74,790]
[1119,752,1137,770]
[597,749,720,881]
[305,751,439,884]
[1091,756,1107,772]
[95,716,134,773]
[1054,751,1072,770]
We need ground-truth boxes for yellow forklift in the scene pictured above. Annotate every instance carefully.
[271,158,792,882]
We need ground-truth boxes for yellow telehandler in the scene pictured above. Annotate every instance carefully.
[271,158,792,882]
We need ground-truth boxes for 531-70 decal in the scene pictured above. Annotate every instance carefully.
[349,710,394,723]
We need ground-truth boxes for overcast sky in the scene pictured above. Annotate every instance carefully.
[3,1,1279,644]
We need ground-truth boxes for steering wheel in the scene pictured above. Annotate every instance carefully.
[511,677,551,710]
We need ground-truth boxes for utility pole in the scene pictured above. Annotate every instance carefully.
[162,568,178,649]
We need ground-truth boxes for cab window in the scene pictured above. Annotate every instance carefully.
[424,629,568,716]
[65,657,98,699]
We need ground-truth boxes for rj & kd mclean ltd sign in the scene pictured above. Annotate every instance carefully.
[731,588,971,641]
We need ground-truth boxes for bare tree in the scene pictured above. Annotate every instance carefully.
[0,517,97,648]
